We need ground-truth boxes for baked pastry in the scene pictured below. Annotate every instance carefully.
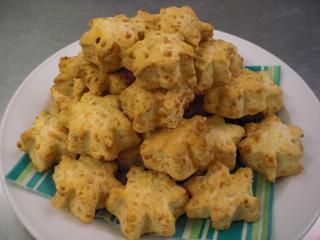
[184,161,260,230]
[17,111,73,172]
[204,69,283,118]
[123,30,197,90]
[80,15,145,72]
[140,116,214,180]
[160,6,213,48]
[120,82,194,133]
[195,39,243,92]
[239,115,304,182]
[67,93,140,161]
[106,167,189,240]
[107,68,134,95]
[52,155,120,223]
[206,115,245,169]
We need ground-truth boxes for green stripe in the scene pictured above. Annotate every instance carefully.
[26,171,44,189]
[206,224,215,239]
[189,219,205,239]
[5,154,30,181]
[245,66,262,71]
[262,181,271,239]
[174,215,188,238]
[198,218,209,239]
[36,169,56,198]
[218,221,243,240]
[252,173,263,239]
[16,162,33,184]
[267,184,274,240]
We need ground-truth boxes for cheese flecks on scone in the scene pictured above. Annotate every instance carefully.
[80,15,145,72]
[204,69,283,118]
[106,167,189,240]
[17,111,73,172]
[206,115,245,169]
[195,39,243,93]
[120,82,194,133]
[184,161,260,230]
[123,30,197,90]
[52,155,121,223]
[140,116,214,180]
[159,6,213,48]
[67,93,140,161]
[239,115,304,182]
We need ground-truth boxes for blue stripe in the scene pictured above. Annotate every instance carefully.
[206,223,215,239]
[5,154,31,181]
[245,66,262,72]
[174,215,188,238]
[26,171,44,189]
[36,169,56,198]
[217,221,243,240]
[267,183,274,240]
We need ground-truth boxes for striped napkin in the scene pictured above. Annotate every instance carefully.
[5,65,280,240]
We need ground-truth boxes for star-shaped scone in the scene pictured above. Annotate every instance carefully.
[80,15,145,73]
[140,116,214,180]
[195,39,243,93]
[120,82,194,133]
[17,111,73,172]
[204,69,283,119]
[67,93,140,161]
[159,6,213,48]
[123,30,197,90]
[52,155,121,223]
[184,161,260,230]
[206,116,245,169]
[106,167,189,240]
[132,10,160,32]
[239,115,304,182]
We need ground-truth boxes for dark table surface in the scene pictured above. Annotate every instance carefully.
[0,0,319,239]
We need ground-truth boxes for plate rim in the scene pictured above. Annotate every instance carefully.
[0,30,319,240]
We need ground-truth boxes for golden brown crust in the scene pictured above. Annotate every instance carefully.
[120,82,194,133]
[67,93,140,161]
[204,69,283,118]
[80,15,145,72]
[123,30,197,90]
[17,111,73,172]
[195,39,243,92]
[185,161,260,230]
[206,116,245,169]
[239,115,304,182]
[106,167,189,240]
[160,6,213,48]
[140,116,214,180]
[52,155,121,223]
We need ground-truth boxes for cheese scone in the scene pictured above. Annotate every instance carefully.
[17,111,73,172]
[106,167,189,240]
[195,39,243,92]
[159,6,213,48]
[80,15,145,72]
[67,93,140,161]
[141,116,214,180]
[239,115,304,182]
[52,155,121,223]
[120,82,194,133]
[206,116,245,169]
[204,69,283,118]
[123,30,197,90]
[185,161,260,230]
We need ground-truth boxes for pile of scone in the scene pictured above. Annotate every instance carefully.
[17,6,304,240]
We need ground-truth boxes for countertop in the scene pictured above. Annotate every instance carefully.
[0,0,319,239]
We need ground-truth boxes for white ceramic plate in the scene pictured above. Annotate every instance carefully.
[1,30,320,240]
